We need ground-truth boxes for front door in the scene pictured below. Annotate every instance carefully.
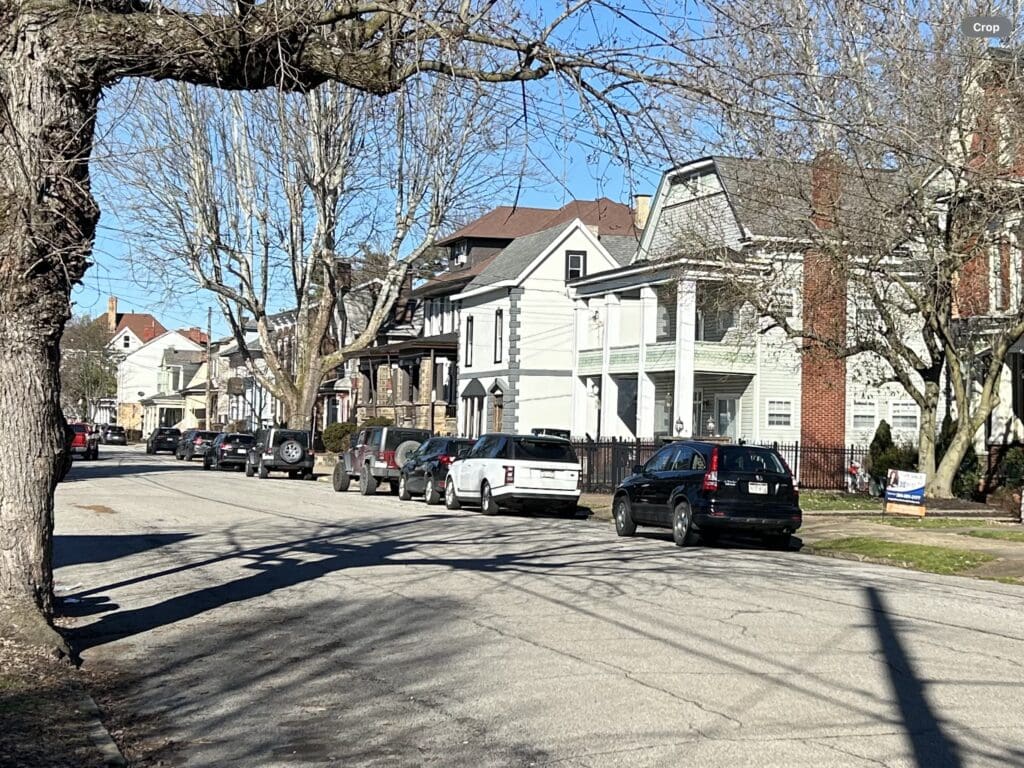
[716,396,738,440]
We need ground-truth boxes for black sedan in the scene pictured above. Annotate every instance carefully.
[204,432,256,471]
[146,427,181,455]
[100,425,127,445]
[612,441,802,549]
[397,437,475,505]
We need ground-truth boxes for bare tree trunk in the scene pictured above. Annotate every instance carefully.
[929,426,976,499]
[1,24,97,649]
[917,382,940,487]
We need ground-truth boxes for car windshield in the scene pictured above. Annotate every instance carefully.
[512,438,577,463]
[71,424,88,433]
[227,434,255,445]
[108,426,124,433]
[446,440,475,455]
[385,430,431,450]
[197,431,217,440]
[272,431,309,447]
[719,447,787,474]
[158,429,181,436]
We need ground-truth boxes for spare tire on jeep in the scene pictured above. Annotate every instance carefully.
[277,438,305,465]
[394,439,421,468]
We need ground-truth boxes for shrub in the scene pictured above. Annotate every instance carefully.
[871,443,918,483]
[866,420,895,475]
[997,446,1024,488]
[323,421,359,453]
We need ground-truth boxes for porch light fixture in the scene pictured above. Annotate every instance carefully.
[675,417,684,434]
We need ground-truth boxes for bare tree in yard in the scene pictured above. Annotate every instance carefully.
[60,315,117,421]
[662,0,1024,497]
[109,76,504,429]
[0,0,697,644]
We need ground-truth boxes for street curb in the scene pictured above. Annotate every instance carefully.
[78,695,126,767]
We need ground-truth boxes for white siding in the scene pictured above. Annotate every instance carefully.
[117,332,202,405]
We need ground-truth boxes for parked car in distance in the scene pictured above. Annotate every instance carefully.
[176,429,218,461]
[333,426,432,495]
[68,422,99,460]
[397,437,476,504]
[100,425,127,445]
[444,433,581,516]
[246,428,315,480]
[612,441,801,549]
[204,432,255,471]
[146,427,181,455]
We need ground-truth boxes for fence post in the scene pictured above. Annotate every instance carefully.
[794,441,800,484]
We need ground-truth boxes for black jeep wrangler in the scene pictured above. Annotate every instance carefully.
[333,426,431,495]
[245,428,315,480]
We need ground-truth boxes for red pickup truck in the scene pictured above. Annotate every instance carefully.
[68,423,99,460]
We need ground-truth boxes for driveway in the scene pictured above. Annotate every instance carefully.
[55,446,1024,767]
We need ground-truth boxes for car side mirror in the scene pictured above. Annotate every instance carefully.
[632,464,644,476]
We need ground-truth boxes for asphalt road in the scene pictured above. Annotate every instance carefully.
[55,446,1024,767]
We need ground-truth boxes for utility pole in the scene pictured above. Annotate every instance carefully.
[205,306,213,430]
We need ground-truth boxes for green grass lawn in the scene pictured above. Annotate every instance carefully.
[810,537,995,575]
[799,491,882,511]
[961,528,1024,543]
[867,516,989,529]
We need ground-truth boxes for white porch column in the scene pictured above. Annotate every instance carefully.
[571,299,587,436]
[600,293,620,437]
[673,280,697,437]
[636,286,657,438]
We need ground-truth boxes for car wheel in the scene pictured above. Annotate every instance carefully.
[614,495,637,537]
[185,448,194,462]
[303,472,315,481]
[359,465,377,495]
[765,532,792,551]
[389,479,400,496]
[444,477,461,510]
[424,476,440,506]
[288,470,300,480]
[175,451,183,460]
[398,474,412,501]
[146,446,153,454]
[480,481,499,516]
[332,464,351,492]
[672,502,697,547]
[258,461,269,480]
[203,457,211,471]
[558,503,578,518]
[245,461,255,478]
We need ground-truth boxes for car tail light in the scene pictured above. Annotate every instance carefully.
[382,450,396,468]
[503,465,515,485]
[439,454,454,466]
[221,444,230,452]
[194,437,203,445]
[576,471,581,490]
[702,446,719,492]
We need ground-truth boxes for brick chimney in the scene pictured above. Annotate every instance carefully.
[800,153,847,449]
[107,296,118,333]
[633,194,652,231]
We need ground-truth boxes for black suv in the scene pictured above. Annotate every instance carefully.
[100,425,127,445]
[146,427,181,455]
[332,426,432,495]
[613,441,801,549]
[176,429,219,461]
[397,437,475,504]
[246,428,315,480]
[203,432,255,471]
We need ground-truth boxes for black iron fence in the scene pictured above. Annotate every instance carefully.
[571,437,869,493]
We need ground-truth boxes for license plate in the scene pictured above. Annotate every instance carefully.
[541,470,555,479]
[748,482,768,495]
[236,449,246,454]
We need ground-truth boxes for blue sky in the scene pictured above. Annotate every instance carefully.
[75,1,688,334]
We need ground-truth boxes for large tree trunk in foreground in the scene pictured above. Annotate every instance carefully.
[0,15,97,639]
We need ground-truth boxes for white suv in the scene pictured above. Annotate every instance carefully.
[444,433,581,516]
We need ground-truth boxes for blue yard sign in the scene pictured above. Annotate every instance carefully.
[884,470,927,516]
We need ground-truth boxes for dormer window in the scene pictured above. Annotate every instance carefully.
[451,241,468,266]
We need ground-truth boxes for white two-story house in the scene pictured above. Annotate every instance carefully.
[452,211,639,438]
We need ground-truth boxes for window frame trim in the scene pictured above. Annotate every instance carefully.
[565,250,587,281]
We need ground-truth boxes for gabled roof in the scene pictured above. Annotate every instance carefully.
[463,223,570,291]
[113,313,166,343]
[599,235,640,266]
[436,198,637,246]
[162,349,205,366]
